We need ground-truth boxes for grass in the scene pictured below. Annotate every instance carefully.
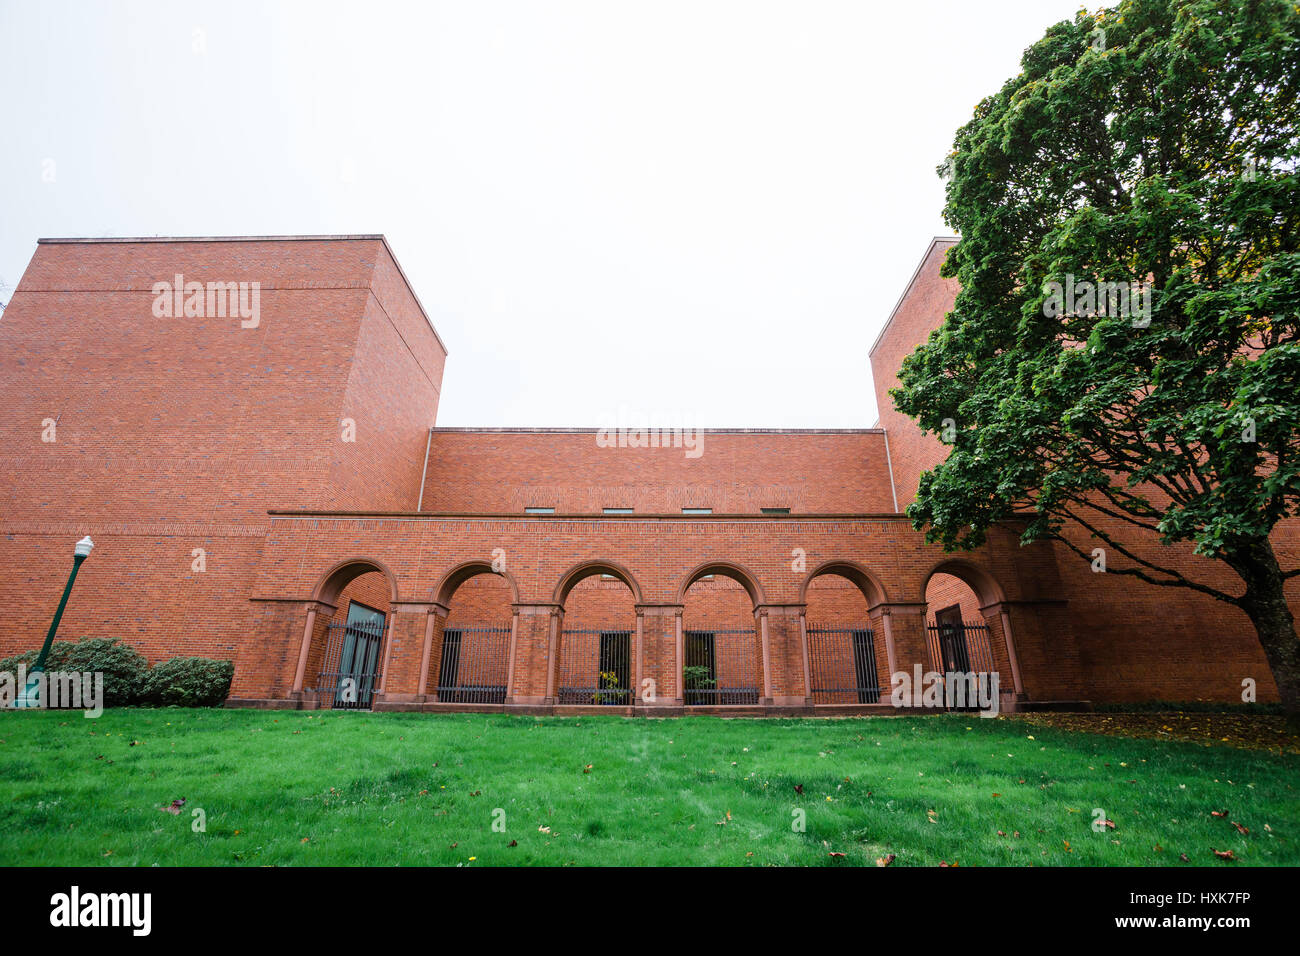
[0,708,1295,866]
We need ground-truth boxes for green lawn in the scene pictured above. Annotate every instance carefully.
[0,709,1295,866]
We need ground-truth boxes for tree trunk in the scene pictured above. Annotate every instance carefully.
[1228,538,1300,720]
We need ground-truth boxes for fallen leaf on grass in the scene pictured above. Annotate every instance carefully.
[1212,849,1237,861]
[876,853,896,867]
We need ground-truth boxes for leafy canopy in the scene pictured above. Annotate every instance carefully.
[893,0,1300,600]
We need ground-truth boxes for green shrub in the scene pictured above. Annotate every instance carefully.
[141,657,234,707]
[0,638,147,706]
[50,638,149,706]
[0,648,41,677]
[682,665,716,690]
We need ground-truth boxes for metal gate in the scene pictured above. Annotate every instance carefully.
[314,608,386,710]
[926,618,996,675]
[806,625,880,704]
[683,628,761,705]
[437,625,511,704]
[557,628,632,705]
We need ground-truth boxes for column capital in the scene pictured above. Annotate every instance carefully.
[872,602,927,617]
[512,602,563,616]
[753,603,806,618]
[635,603,684,617]
[391,600,449,617]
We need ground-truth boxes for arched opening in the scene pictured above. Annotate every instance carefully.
[804,568,888,705]
[554,563,640,706]
[922,562,1010,692]
[303,559,397,710]
[432,564,516,704]
[679,564,764,706]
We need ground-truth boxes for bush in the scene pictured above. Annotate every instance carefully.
[0,648,41,677]
[0,638,148,706]
[141,657,234,707]
[50,638,149,706]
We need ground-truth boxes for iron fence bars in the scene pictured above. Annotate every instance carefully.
[925,619,996,677]
[806,625,880,704]
[436,625,511,704]
[557,628,632,705]
[313,617,387,710]
[682,628,761,705]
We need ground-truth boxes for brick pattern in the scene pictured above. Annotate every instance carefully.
[1,235,1292,710]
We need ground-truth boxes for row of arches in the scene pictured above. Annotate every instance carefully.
[295,556,1019,709]
[308,555,1011,611]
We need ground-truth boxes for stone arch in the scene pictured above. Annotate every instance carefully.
[310,556,400,606]
[800,560,890,705]
[552,559,644,606]
[921,558,1008,608]
[432,560,520,608]
[798,559,889,607]
[428,560,519,705]
[295,557,399,707]
[921,558,1020,696]
[674,561,766,608]
[550,560,642,706]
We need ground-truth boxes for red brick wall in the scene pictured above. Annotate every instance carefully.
[869,238,959,505]
[248,513,1081,702]
[0,237,445,693]
[3,234,1293,711]
[925,573,981,623]
[420,429,896,514]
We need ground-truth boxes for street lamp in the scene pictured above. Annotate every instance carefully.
[17,536,94,708]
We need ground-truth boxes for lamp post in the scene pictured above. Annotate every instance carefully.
[17,536,94,708]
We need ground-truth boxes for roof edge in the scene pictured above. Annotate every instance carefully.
[37,234,386,243]
[866,236,959,359]
[427,426,885,434]
[35,234,449,355]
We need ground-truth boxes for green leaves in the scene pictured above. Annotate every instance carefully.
[893,0,1300,579]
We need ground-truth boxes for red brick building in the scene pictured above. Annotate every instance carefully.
[0,235,1290,712]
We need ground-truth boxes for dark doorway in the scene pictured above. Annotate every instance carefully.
[933,605,972,674]
[326,601,386,709]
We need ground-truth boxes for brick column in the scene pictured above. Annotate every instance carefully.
[756,604,808,707]
[376,602,437,704]
[290,600,335,696]
[636,604,683,705]
[877,603,929,704]
[418,603,449,700]
[507,604,560,706]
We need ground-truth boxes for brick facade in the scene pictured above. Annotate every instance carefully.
[0,234,1292,712]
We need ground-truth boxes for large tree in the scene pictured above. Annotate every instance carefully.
[892,0,1300,713]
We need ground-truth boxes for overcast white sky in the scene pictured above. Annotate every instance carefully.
[0,0,1085,427]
